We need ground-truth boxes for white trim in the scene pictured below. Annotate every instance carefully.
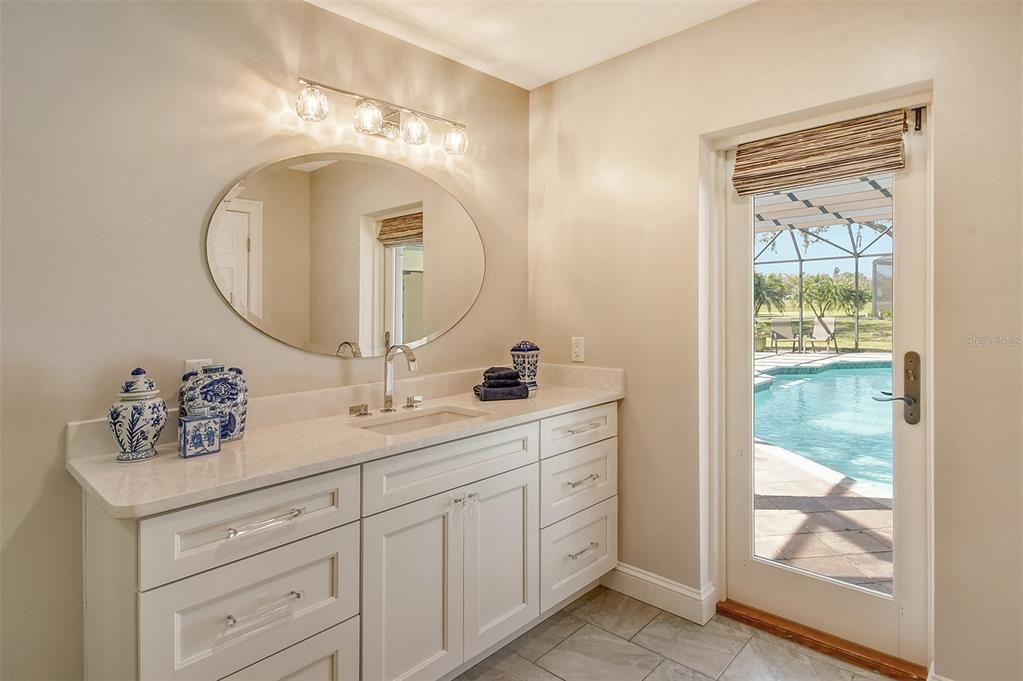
[600,563,717,625]
[928,665,955,681]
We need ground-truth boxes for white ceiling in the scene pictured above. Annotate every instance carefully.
[305,1,756,90]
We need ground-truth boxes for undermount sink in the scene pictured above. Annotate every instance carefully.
[356,405,489,435]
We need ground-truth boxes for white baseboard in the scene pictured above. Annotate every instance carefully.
[600,562,717,625]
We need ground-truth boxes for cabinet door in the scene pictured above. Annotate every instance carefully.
[363,492,464,681]
[463,464,540,659]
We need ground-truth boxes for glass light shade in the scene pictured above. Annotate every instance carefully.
[353,99,383,135]
[443,126,469,154]
[295,86,329,122]
[382,123,400,141]
[401,113,429,145]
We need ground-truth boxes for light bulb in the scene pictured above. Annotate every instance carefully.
[443,125,469,154]
[401,113,429,145]
[353,99,383,135]
[295,86,329,122]
[382,123,400,141]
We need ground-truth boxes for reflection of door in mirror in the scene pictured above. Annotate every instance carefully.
[209,198,262,318]
[379,212,425,345]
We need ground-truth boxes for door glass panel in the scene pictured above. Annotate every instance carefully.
[752,174,894,595]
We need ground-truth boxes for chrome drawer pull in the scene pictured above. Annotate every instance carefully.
[226,507,305,540]
[565,421,602,436]
[225,590,302,631]
[568,542,600,560]
[566,473,600,489]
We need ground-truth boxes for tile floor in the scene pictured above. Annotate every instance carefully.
[458,587,888,681]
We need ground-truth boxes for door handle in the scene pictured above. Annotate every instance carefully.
[872,351,920,425]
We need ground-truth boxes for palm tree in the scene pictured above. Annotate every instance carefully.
[753,272,788,315]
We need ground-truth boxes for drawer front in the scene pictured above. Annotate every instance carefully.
[362,422,539,515]
[540,497,618,612]
[540,438,617,527]
[221,617,359,681]
[140,523,360,681]
[539,403,617,459]
[140,467,360,590]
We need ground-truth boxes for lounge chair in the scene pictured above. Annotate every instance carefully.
[807,317,838,352]
[770,319,798,354]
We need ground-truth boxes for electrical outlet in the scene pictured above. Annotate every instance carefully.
[184,358,213,374]
[570,337,585,362]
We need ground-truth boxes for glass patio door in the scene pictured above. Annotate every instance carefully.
[724,117,928,663]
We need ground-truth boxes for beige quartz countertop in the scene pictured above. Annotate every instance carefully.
[67,384,622,519]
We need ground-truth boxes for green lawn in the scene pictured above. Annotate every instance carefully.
[756,311,892,352]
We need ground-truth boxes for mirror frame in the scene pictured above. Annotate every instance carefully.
[204,152,486,358]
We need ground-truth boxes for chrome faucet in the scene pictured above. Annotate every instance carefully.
[335,341,362,358]
[382,344,417,412]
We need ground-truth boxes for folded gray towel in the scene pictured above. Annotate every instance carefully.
[483,367,520,381]
[484,378,521,388]
[473,383,529,401]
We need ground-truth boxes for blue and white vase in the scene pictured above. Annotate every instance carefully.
[510,340,540,392]
[108,367,168,463]
[179,363,248,441]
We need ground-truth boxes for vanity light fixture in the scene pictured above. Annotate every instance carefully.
[295,85,330,122]
[401,113,429,145]
[353,99,384,135]
[443,125,469,155]
[297,77,468,155]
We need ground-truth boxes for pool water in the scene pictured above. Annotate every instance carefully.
[755,365,893,490]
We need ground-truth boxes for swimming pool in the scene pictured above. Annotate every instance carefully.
[754,364,893,490]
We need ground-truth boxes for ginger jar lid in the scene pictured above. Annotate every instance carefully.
[510,340,540,353]
[118,367,160,399]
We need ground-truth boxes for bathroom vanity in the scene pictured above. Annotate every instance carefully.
[67,368,623,681]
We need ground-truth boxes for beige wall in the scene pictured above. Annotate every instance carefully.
[239,168,312,347]
[0,1,528,678]
[529,1,1021,678]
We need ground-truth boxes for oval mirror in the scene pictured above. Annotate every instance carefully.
[206,153,485,357]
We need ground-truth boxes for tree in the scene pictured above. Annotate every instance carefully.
[803,272,872,324]
[753,272,789,315]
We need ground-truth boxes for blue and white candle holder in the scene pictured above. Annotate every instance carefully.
[179,411,221,458]
[108,367,167,463]
[510,340,540,392]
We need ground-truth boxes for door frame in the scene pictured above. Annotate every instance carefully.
[698,87,935,663]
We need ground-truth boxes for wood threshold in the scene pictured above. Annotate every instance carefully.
[716,600,928,681]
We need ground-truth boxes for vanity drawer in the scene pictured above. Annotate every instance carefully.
[140,523,360,681]
[139,467,360,590]
[362,422,539,515]
[221,617,359,681]
[539,402,617,458]
[540,438,618,527]
[540,496,618,611]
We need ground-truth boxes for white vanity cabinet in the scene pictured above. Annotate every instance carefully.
[79,398,620,681]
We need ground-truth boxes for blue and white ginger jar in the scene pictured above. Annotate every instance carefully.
[108,367,168,463]
[179,363,248,441]
[510,340,540,392]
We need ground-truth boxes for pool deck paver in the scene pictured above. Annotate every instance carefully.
[754,441,893,594]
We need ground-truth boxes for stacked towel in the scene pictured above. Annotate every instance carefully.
[473,367,529,401]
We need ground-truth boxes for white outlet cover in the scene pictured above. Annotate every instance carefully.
[184,358,213,373]
[571,337,585,362]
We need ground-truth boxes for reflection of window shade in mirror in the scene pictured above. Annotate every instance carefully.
[377,212,424,246]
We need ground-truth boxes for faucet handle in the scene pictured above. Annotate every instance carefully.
[404,395,423,410]
[349,403,370,417]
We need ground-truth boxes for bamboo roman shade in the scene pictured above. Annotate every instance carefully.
[377,212,423,246]
[732,109,907,196]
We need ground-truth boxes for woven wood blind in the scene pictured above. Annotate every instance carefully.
[732,109,907,196]
[377,212,423,246]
